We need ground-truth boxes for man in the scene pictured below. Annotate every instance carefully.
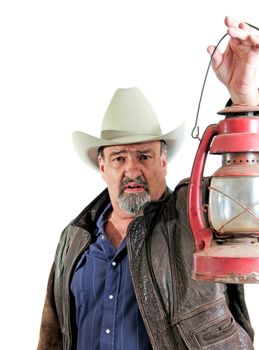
[38,17,259,349]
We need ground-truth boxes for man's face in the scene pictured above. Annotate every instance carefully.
[98,141,167,217]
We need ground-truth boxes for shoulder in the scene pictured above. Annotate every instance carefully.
[54,189,111,266]
[173,176,211,206]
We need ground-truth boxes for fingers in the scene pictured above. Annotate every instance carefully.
[225,16,252,32]
[225,16,259,46]
[225,16,259,40]
[224,16,239,29]
[228,30,259,49]
[239,22,253,32]
[228,27,252,40]
[248,34,259,48]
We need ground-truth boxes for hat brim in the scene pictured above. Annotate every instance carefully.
[72,121,186,170]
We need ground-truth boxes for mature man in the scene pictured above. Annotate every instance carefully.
[38,17,259,349]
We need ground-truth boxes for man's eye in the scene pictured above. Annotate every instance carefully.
[112,156,125,162]
[140,155,151,160]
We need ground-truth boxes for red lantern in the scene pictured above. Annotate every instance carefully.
[188,105,259,283]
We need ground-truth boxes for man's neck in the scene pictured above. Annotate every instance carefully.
[105,210,135,250]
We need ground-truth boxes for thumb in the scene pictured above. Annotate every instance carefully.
[207,45,223,69]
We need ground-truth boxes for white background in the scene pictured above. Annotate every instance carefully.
[1,1,259,349]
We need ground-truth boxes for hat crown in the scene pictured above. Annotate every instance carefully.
[101,87,162,140]
[72,86,185,169]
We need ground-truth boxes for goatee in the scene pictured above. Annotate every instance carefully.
[118,177,150,215]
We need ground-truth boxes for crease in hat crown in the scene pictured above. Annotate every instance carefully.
[100,87,163,140]
[72,86,185,170]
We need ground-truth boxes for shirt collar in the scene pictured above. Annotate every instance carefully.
[95,202,112,236]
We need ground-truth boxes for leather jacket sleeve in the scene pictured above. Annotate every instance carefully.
[37,263,63,350]
[226,283,254,342]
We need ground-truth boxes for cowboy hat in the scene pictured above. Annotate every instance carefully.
[72,87,185,169]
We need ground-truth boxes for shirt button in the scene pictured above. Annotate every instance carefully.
[101,235,105,240]
[109,295,114,300]
[105,329,111,334]
[112,261,117,266]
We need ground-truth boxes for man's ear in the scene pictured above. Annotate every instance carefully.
[98,156,105,177]
[161,152,168,176]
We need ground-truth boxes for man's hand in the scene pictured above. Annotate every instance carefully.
[208,16,259,105]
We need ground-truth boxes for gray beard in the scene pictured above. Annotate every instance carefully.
[118,191,151,215]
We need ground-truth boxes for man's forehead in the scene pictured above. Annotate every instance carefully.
[104,141,161,153]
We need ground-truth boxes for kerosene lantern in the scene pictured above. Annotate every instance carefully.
[188,105,259,283]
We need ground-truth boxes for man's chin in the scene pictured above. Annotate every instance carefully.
[118,192,151,215]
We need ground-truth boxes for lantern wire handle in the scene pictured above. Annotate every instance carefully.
[191,33,227,140]
[191,22,259,141]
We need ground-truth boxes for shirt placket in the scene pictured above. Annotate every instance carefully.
[100,258,121,349]
[99,234,125,350]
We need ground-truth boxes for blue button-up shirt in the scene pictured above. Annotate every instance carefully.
[70,204,151,349]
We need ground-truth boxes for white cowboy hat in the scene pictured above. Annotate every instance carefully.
[72,87,185,169]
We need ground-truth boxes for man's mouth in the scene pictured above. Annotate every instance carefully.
[124,182,145,193]
[120,177,150,195]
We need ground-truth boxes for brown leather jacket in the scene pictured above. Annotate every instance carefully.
[37,181,254,349]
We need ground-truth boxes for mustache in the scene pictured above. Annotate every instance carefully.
[120,176,150,193]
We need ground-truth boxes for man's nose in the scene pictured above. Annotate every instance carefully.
[125,157,142,179]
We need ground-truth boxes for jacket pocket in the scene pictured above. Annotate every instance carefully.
[175,298,252,349]
[193,314,236,347]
